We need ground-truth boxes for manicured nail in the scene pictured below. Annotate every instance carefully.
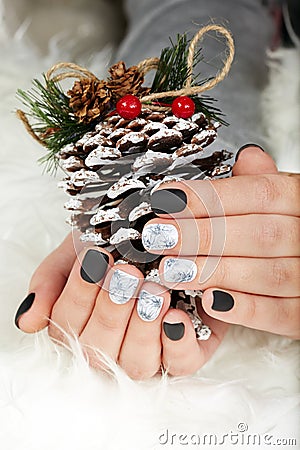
[137,290,164,322]
[109,269,139,304]
[211,290,234,312]
[151,189,187,215]
[15,293,36,328]
[163,322,185,341]
[163,258,197,283]
[235,143,265,162]
[80,249,109,283]
[142,223,178,251]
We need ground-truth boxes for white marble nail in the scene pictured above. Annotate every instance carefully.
[137,290,164,322]
[163,258,197,283]
[109,269,139,305]
[142,223,178,251]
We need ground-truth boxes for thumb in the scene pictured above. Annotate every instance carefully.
[232,144,278,176]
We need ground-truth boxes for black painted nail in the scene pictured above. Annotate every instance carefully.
[80,250,109,284]
[15,293,36,328]
[212,290,234,312]
[151,189,187,215]
[163,322,185,341]
[235,143,265,162]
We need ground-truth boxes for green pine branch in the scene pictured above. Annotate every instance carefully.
[17,77,94,173]
[150,34,228,125]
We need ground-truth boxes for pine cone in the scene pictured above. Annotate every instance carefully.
[59,109,232,248]
[58,109,233,341]
[107,62,146,101]
[68,78,111,123]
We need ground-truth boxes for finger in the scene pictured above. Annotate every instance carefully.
[118,282,170,380]
[49,247,112,342]
[159,256,300,298]
[202,289,300,339]
[15,232,78,333]
[232,144,278,176]
[162,307,228,376]
[150,174,300,218]
[79,265,144,368]
[142,215,300,257]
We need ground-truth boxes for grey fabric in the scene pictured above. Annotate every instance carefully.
[114,0,273,152]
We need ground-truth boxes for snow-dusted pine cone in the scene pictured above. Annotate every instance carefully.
[58,108,232,340]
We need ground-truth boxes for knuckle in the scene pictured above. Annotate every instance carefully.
[71,295,92,311]
[94,310,123,333]
[274,298,300,339]
[276,301,291,330]
[193,181,223,216]
[200,221,211,253]
[244,297,258,326]
[268,260,292,290]
[254,176,280,211]
[207,188,224,216]
[288,218,300,250]
[215,258,230,286]
[134,332,154,348]
[253,218,283,250]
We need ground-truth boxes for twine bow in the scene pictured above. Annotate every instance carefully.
[138,24,235,108]
[17,24,235,144]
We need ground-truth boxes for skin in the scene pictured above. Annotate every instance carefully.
[16,146,300,378]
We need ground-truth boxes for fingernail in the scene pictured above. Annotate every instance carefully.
[142,223,178,251]
[109,269,139,305]
[235,143,265,162]
[80,249,109,284]
[151,189,187,215]
[163,322,185,341]
[15,293,36,328]
[211,290,234,312]
[137,290,164,322]
[163,258,197,283]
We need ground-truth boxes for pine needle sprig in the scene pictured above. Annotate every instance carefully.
[150,34,228,125]
[17,77,94,173]
[150,34,201,92]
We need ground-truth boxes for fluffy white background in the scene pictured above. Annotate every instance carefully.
[0,1,299,449]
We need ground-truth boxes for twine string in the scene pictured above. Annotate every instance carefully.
[18,24,235,137]
[46,62,97,82]
[136,57,160,76]
[17,63,99,146]
[140,24,234,104]
[16,109,48,147]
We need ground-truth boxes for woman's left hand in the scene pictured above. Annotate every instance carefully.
[144,145,300,340]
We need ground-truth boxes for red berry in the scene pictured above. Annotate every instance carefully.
[116,94,142,119]
[172,96,195,119]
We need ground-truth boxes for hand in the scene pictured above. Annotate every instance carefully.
[143,145,300,339]
[15,145,297,380]
[14,234,227,378]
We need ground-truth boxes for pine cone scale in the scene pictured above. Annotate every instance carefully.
[107,62,145,101]
[68,78,111,123]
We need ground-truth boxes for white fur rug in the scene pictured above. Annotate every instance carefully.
[0,2,299,449]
